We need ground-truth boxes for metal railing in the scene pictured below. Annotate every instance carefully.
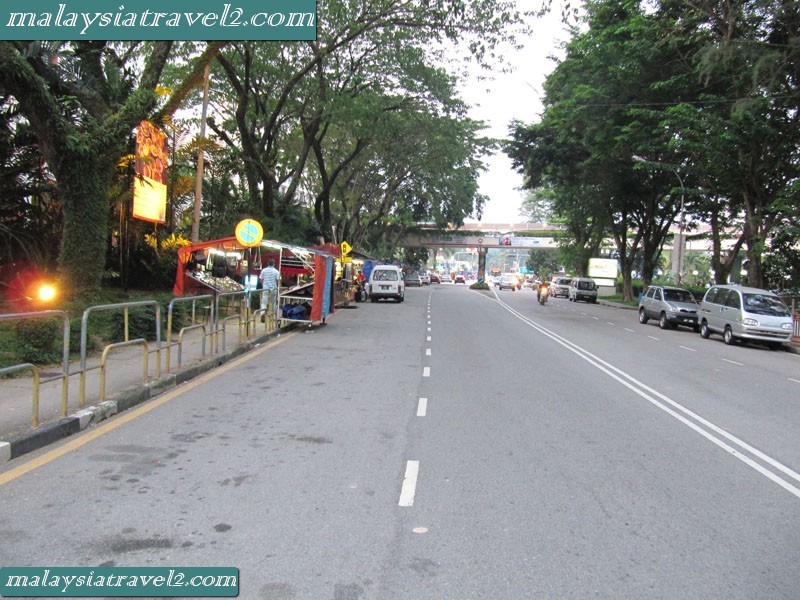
[2,291,289,434]
[79,300,162,407]
[0,311,70,426]
[166,295,214,371]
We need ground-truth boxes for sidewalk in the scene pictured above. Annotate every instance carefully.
[0,324,293,463]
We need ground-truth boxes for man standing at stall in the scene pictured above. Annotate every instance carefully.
[259,259,281,323]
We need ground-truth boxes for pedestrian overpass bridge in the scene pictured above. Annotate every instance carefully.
[402,230,560,250]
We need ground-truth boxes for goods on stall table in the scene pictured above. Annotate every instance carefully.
[188,270,244,292]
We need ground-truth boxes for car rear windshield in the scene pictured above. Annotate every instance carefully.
[664,289,695,303]
[578,280,595,290]
[742,293,791,317]
[555,278,571,285]
[373,270,398,281]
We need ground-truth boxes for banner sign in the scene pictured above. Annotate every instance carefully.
[0,0,316,40]
[133,120,168,224]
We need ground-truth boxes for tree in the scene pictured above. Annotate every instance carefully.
[207,0,528,245]
[0,41,225,297]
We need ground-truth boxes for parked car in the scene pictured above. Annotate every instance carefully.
[454,274,466,284]
[419,272,431,285]
[698,284,794,348]
[405,272,422,287]
[638,285,700,331]
[568,277,598,303]
[550,276,572,298]
[497,273,519,291]
[368,265,405,302]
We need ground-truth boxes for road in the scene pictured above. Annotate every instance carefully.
[1,283,799,599]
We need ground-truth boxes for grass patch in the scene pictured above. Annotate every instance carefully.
[600,294,640,307]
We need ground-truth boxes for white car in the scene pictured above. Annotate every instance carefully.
[497,273,519,291]
[419,272,431,285]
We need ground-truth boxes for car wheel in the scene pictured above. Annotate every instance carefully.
[638,309,649,324]
[723,326,736,345]
[700,321,710,339]
[659,313,671,330]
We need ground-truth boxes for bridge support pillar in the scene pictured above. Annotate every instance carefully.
[478,247,487,281]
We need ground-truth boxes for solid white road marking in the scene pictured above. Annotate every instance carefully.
[417,398,428,416]
[399,460,420,507]
[484,295,800,500]
[423,367,430,377]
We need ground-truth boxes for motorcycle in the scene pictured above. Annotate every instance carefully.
[352,280,368,302]
[537,284,550,305]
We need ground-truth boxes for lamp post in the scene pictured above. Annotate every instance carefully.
[673,170,686,285]
[633,155,686,284]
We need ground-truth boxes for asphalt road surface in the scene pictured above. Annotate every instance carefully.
[2,284,799,599]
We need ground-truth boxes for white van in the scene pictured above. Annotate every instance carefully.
[568,277,598,303]
[368,265,404,302]
[698,284,793,348]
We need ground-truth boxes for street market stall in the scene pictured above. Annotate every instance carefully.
[173,236,336,325]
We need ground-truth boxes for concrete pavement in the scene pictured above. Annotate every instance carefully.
[0,323,296,463]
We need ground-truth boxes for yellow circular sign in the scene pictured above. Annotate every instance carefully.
[235,219,263,247]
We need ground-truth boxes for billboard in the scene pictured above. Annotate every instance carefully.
[589,258,618,279]
[133,120,168,224]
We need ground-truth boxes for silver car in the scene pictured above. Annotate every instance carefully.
[638,285,699,331]
[550,276,572,298]
[698,284,793,348]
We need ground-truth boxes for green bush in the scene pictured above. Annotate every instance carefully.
[13,318,62,365]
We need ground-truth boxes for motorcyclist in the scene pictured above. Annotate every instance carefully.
[537,279,550,302]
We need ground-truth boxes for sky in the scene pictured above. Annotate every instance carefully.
[458,10,569,225]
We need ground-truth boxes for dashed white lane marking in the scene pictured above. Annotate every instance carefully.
[426,349,431,356]
[624,328,635,333]
[399,460,420,507]
[679,346,697,352]
[427,320,431,325]
[417,398,428,416]
[607,321,615,326]
[722,358,744,366]
[427,327,431,332]
[427,336,431,341]
[648,335,660,341]
[592,316,600,320]
[788,378,800,384]
[423,367,430,377]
